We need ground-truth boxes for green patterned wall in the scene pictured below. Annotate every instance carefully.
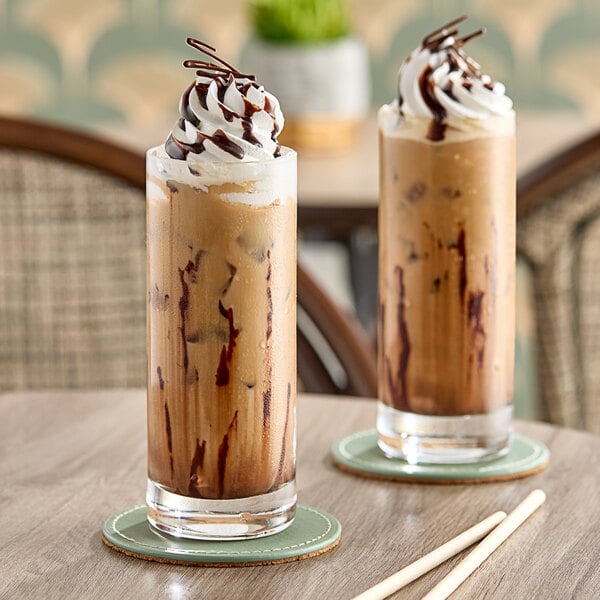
[1,0,599,132]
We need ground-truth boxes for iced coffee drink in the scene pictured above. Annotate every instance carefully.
[146,39,297,538]
[377,17,516,463]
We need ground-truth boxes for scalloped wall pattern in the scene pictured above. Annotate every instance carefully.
[0,0,598,131]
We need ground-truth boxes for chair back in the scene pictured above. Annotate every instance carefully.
[517,131,600,432]
[0,118,146,389]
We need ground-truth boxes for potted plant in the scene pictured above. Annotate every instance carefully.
[245,0,370,152]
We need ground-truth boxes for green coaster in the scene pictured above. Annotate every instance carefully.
[102,504,341,566]
[331,430,549,483]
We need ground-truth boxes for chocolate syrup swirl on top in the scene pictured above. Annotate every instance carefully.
[400,16,488,142]
[166,38,281,160]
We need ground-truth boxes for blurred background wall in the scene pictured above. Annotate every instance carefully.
[1,0,599,145]
[2,0,596,417]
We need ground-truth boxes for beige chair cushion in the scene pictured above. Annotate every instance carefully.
[517,171,600,433]
[0,149,146,390]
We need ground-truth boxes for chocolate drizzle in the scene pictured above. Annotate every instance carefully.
[468,291,485,333]
[215,300,239,386]
[166,133,205,159]
[178,268,190,371]
[164,403,174,478]
[216,78,228,104]
[266,250,273,342]
[468,291,486,368]
[210,129,244,160]
[242,120,261,147]
[243,95,259,116]
[378,301,385,367]
[407,242,420,263]
[419,65,447,142]
[396,267,411,406]
[195,80,209,110]
[166,37,281,160]
[456,227,467,305]
[263,387,271,426]
[187,250,204,282]
[262,251,274,426]
[216,349,228,385]
[165,134,186,160]
[184,38,250,78]
[401,16,487,142]
[178,251,204,373]
[221,262,237,296]
[272,383,292,490]
[217,411,238,497]
[188,439,207,497]
[385,267,411,410]
[181,84,200,126]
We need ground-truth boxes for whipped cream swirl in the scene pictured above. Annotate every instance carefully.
[396,16,513,141]
[166,39,284,162]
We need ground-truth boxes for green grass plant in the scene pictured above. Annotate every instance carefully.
[250,0,350,44]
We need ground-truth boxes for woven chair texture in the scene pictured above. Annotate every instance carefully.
[518,170,600,433]
[0,149,146,390]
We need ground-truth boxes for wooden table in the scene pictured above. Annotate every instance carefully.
[2,390,599,599]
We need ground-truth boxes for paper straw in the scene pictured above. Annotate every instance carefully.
[421,489,546,600]
[351,510,507,600]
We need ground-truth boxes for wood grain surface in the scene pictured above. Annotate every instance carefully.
[1,390,599,599]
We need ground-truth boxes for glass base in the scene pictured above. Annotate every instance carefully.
[377,402,513,465]
[146,479,297,540]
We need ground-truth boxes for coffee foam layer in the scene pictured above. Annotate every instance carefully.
[378,104,515,143]
[147,145,296,206]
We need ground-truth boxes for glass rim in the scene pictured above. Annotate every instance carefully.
[147,144,297,167]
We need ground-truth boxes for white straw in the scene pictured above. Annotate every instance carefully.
[351,510,507,600]
[421,489,546,600]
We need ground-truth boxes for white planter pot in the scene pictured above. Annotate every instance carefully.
[245,36,371,150]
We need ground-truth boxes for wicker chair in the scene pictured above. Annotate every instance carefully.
[517,131,600,433]
[0,116,376,397]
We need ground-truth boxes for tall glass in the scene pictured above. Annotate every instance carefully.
[146,147,297,539]
[377,113,515,463]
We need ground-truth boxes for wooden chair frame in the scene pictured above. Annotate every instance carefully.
[517,131,600,221]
